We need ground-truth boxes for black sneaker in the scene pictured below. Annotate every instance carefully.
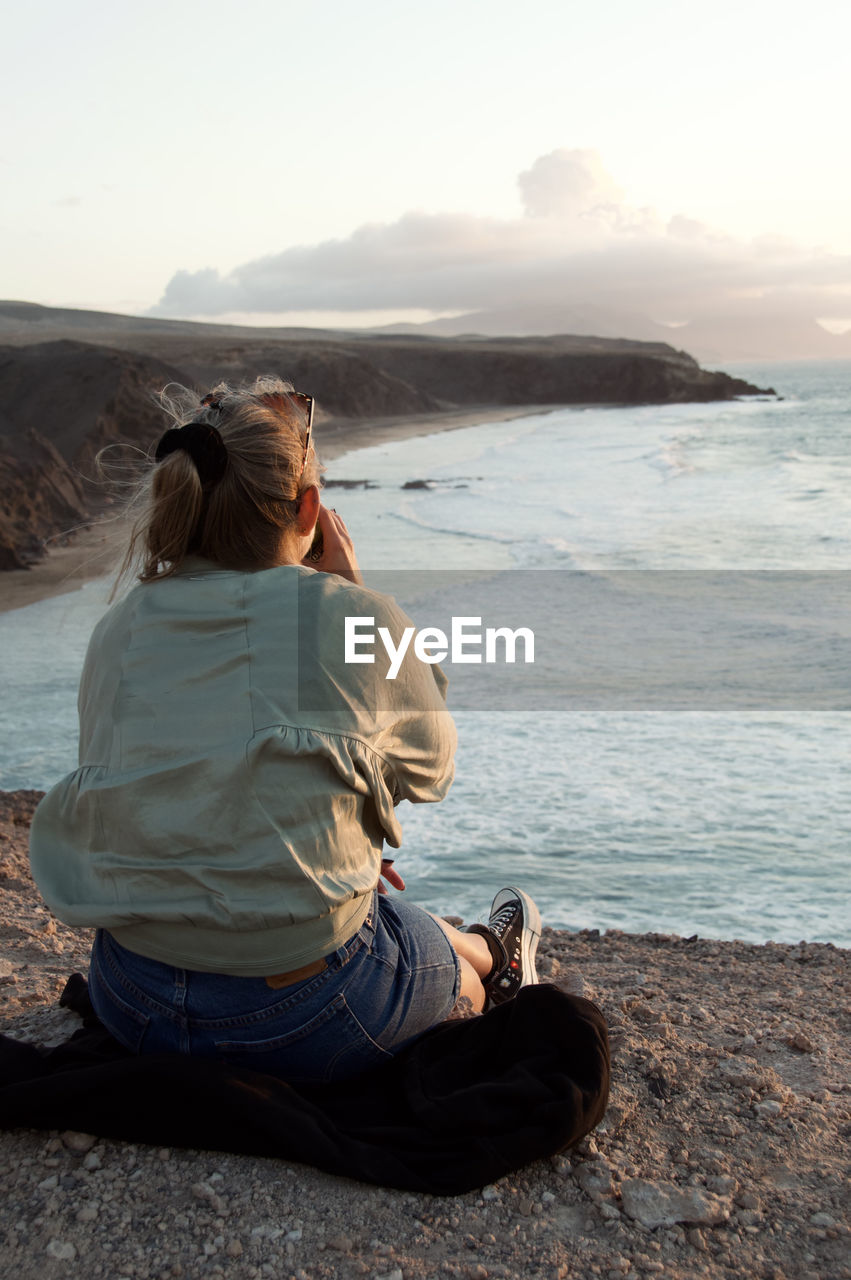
[482,887,542,1006]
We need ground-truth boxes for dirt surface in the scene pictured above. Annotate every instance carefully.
[1,789,849,1280]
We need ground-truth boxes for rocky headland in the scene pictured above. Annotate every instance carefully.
[0,302,772,573]
[1,789,848,1280]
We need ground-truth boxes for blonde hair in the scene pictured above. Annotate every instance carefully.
[115,375,321,588]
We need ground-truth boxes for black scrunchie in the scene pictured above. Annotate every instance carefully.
[154,422,229,488]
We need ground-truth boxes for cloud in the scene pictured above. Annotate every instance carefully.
[152,149,851,325]
[517,149,624,219]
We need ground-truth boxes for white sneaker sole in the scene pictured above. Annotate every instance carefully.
[490,886,542,989]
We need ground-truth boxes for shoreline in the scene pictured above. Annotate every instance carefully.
[0,788,848,1280]
[0,404,548,617]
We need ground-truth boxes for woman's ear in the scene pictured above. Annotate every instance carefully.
[297,484,320,535]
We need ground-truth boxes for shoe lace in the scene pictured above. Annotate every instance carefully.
[489,901,518,939]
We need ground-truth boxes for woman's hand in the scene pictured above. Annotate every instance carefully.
[377,859,406,895]
[302,504,363,585]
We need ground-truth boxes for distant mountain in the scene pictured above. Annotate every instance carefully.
[662,313,851,363]
[375,303,674,343]
[5,297,845,362]
[376,303,851,362]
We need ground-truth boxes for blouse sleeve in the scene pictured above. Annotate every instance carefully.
[301,578,457,811]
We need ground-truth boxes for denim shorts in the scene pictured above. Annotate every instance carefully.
[88,893,461,1084]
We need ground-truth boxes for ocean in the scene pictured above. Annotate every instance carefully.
[2,359,849,945]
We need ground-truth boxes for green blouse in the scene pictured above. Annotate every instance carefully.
[29,559,456,975]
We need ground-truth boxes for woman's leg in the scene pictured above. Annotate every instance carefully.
[428,915,491,1013]
[430,887,543,1013]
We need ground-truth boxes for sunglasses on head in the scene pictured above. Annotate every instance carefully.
[289,391,315,477]
[254,389,315,478]
[200,388,315,479]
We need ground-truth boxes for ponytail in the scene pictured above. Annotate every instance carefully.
[111,376,321,594]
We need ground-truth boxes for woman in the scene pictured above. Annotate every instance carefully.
[29,377,540,1083]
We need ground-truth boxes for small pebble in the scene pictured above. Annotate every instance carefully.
[706,1175,737,1195]
[45,1241,77,1261]
[785,1031,815,1052]
[61,1130,98,1153]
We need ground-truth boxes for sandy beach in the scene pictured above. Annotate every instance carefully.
[0,406,544,616]
[1,790,848,1280]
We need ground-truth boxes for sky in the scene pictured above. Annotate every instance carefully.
[3,0,851,333]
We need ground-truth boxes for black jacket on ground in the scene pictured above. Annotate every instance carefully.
[0,977,609,1195]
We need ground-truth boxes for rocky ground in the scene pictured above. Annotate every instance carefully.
[1,789,848,1280]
